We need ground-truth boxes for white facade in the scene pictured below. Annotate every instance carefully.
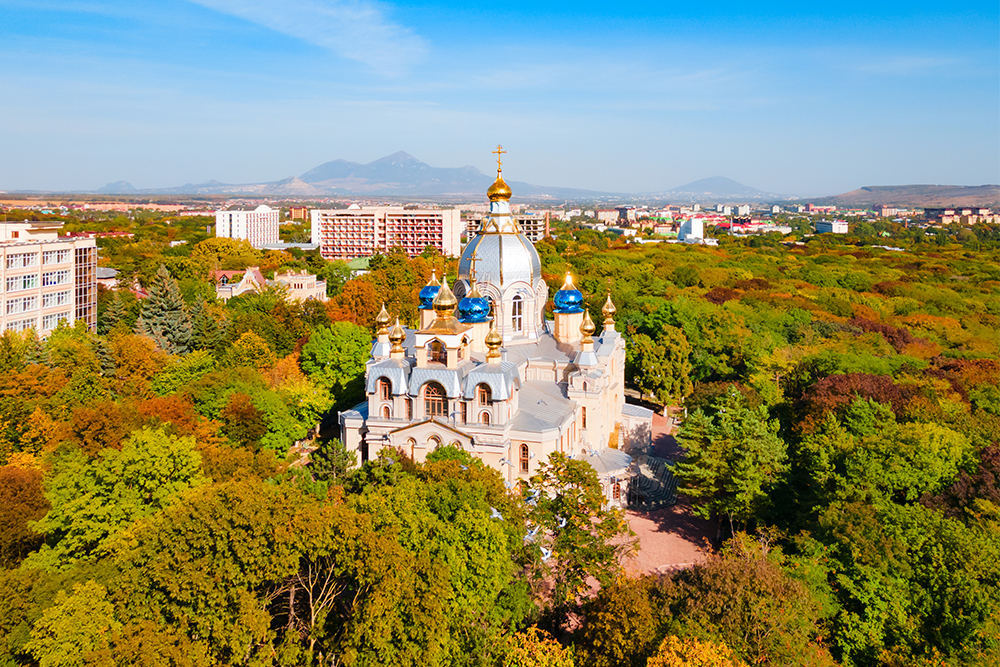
[311,206,461,260]
[677,218,704,241]
[215,205,280,248]
[1,222,97,336]
[817,220,849,234]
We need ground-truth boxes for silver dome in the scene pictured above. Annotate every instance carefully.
[459,233,541,287]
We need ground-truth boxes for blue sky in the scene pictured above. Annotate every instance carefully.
[1,1,997,195]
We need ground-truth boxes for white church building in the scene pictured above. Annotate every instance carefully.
[339,150,653,505]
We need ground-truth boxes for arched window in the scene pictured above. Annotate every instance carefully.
[378,377,391,400]
[405,398,413,420]
[427,339,447,365]
[519,444,530,473]
[406,438,416,458]
[583,381,588,392]
[381,405,391,419]
[581,406,587,429]
[613,481,621,501]
[511,295,523,332]
[477,383,492,404]
[481,411,491,426]
[460,402,468,424]
[424,382,447,417]
[427,435,441,449]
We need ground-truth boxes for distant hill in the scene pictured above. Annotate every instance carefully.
[97,181,138,194]
[809,184,1000,208]
[646,176,783,201]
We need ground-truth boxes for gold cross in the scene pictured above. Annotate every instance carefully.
[468,254,479,281]
[492,144,506,173]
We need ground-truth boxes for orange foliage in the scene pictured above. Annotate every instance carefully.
[136,395,200,437]
[111,334,169,399]
[327,279,379,328]
[70,400,139,456]
[0,364,69,401]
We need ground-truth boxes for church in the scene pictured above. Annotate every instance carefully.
[339,149,653,506]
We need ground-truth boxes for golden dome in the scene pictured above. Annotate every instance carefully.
[427,269,440,287]
[432,276,458,316]
[388,317,406,352]
[485,317,503,361]
[375,302,391,333]
[602,293,617,325]
[487,174,512,201]
[580,309,596,342]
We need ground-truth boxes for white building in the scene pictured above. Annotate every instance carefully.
[1,222,97,336]
[340,157,653,506]
[817,220,849,234]
[215,205,280,248]
[677,218,704,242]
[311,206,461,260]
[736,205,751,216]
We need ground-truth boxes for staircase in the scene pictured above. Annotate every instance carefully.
[627,454,679,511]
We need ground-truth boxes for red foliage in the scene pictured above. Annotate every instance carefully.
[927,358,1000,402]
[136,395,200,436]
[847,318,920,353]
[703,286,741,304]
[798,373,915,433]
[0,465,49,566]
[733,278,772,290]
[70,400,140,456]
[923,444,1000,518]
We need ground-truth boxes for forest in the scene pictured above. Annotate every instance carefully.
[0,209,998,667]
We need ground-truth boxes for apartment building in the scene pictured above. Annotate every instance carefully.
[215,205,280,248]
[465,212,550,243]
[1,221,97,336]
[310,205,461,260]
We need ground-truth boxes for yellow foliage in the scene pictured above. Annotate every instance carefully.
[646,635,748,667]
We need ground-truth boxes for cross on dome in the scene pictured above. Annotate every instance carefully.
[492,144,506,175]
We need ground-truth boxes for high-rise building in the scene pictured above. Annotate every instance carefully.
[466,212,550,243]
[1,221,97,336]
[310,205,461,260]
[215,205,280,248]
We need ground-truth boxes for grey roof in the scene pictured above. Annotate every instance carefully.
[366,358,413,395]
[340,401,369,420]
[96,267,119,279]
[459,232,541,287]
[581,448,632,476]
[510,381,577,432]
[622,403,655,419]
[504,333,577,366]
[463,361,520,401]
[408,365,471,398]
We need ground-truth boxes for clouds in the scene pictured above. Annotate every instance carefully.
[188,0,425,74]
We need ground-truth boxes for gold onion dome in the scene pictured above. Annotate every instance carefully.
[580,310,596,341]
[487,174,513,201]
[375,302,391,332]
[602,293,617,323]
[388,317,406,351]
[432,276,459,317]
[485,318,503,360]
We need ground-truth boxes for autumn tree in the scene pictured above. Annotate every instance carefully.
[0,465,49,567]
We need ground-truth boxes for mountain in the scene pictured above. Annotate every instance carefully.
[97,180,138,194]
[260,176,324,197]
[808,184,1000,208]
[646,176,783,201]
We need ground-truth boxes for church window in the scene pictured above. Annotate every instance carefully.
[512,295,523,332]
[381,405,391,419]
[519,444,529,473]
[407,438,416,458]
[424,382,447,417]
[481,411,491,426]
[428,435,441,449]
[406,398,413,420]
[460,401,468,423]
[583,381,588,392]
[582,406,587,429]
[613,481,621,501]
[477,384,492,404]
[378,378,391,400]
[427,339,447,365]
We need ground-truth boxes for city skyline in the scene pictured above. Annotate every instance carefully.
[1,0,998,195]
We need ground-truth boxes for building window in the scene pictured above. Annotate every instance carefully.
[581,406,587,429]
[613,481,621,501]
[6,253,37,269]
[41,270,70,287]
[41,312,70,330]
[511,295,523,332]
[424,382,447,417]
[407,438,416,458]
[481,411,491,426]
[427,435,442,449]
[406,398,413,420]
[519,444,529,473]
[42,291,71,308]
[477,384,492,404]
[379,377,392,400]
[6,296,37,315]
[6,318,35,332]
[427,339,447,365]
[6,275,38,293]
[460,401,467,424]
[42,249,70,265]
[381,405,391,419]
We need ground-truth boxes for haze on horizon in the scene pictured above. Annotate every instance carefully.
[1,0,997,197]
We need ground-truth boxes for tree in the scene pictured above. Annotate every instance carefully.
[525,452,634,611]
[98,291,130,336]
[628,325,693,405]
[189,294,227,353]
[310,437,357,482]
[0,464,49,567]
[674,390,788,533]
[646,636,748,667]
[221,331,277,371]
[219,393,268,450]
[299,322,370,406]
[25,428,204,569]
[498,627,574,667]
[150,350,216,396]
[25,580,120,667]
[135,265,193,355]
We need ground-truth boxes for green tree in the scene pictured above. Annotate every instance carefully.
[221,331,277,370]
[135,265,193,355]
[628,325,693,405]
[188,294,227,353]
[25,428,205,570]
[98,292,130,336]
[25,580,120,667]
[674,390,788,532]
[300,322,370,406]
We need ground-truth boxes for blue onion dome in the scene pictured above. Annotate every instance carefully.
[419,270,442,310]
[553,272,585,314]
[457,283,491,323]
